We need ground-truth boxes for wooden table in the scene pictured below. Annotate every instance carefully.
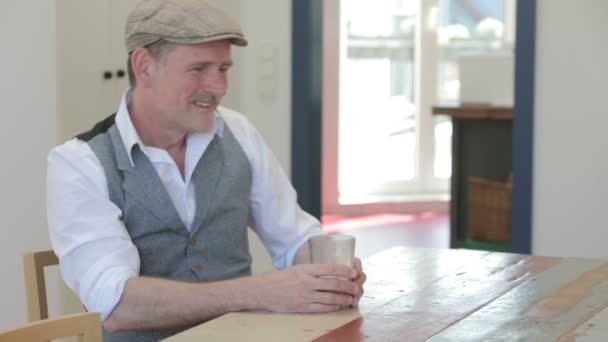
[164,246,608,341]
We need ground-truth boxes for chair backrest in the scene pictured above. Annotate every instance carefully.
[23,250,59,321]
[0,312,101,342]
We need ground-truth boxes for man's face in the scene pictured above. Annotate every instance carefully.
[148,40,232,133]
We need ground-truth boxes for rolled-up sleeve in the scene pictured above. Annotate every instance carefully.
[47,139,139,320]
[222,111,325,269]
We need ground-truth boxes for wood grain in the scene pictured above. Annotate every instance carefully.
[315,253,561,342]
[0,312,101,342]
[165,247,496,342]
[23,250,59,322]
[432,104,512,120]
[164,247,608,342]
[559,305,608,341]
[427,259,608,341]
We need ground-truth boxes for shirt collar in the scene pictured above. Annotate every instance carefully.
[115,89,225,167]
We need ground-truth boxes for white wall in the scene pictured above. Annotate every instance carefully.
[208,0,292,172]
[238,0,293,273]
[533,0,608,259]
[236,2,293,174]
[0,0,292,328]
[0,1,57,329]
[207,0,293,274]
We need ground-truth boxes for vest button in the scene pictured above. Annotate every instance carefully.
[193,264,202,273]
[190,238,197,246]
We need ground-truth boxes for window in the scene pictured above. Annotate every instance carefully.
[339,0,417,200]
[323,0,514,210]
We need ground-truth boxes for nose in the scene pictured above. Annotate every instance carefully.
[202,69,228,97]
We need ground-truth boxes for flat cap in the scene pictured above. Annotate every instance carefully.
[125,0,248,52]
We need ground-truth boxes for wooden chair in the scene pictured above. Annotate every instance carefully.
[0,312,101,342]
[23,250,59,321]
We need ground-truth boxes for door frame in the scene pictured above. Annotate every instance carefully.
[291,0,535,254]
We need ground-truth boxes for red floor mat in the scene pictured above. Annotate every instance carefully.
[321,212,447,233]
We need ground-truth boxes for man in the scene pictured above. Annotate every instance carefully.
[47,0,366,341]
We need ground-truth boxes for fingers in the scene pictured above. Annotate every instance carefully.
[304,268,359,308]
[260,265,365,314]
[298,262,364,300]
[354,270,367,286]
[352,278,365,307]
[301,263,357,280]
[302,303,342,313]
[312,291,354,307]
[350,259,366,307]
[316,277,359,297]
[354,257,363,275]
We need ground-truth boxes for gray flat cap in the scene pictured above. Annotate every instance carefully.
[125,0,248,52]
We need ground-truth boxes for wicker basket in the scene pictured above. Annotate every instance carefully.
[467,176,512,242]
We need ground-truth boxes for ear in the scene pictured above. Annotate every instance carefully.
[130,47,156,88]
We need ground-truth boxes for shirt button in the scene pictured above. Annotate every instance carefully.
[190,238,197,246]
[193,264,202,273]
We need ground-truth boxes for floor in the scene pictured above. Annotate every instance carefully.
[321,212,450,259]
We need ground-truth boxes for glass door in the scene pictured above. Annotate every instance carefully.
[323,0,514,211]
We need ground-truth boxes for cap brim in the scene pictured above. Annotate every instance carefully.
[164,33,248,47]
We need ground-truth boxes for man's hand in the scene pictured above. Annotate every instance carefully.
[254,261,366,313]
[103,254,367,332]
[351,257,366,307]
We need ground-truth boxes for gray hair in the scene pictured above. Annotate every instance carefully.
[127,39,177,87]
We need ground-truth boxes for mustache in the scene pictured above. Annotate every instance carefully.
[190,92,222,105]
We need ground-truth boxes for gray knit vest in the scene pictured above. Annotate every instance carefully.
[79,114,252,341]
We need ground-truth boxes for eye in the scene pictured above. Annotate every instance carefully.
[220,63,233,73]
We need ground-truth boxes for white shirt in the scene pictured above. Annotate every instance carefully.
[47,90,323,320]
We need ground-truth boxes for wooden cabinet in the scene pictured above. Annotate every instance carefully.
[432,104,513,249]
[56,0,139,142]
